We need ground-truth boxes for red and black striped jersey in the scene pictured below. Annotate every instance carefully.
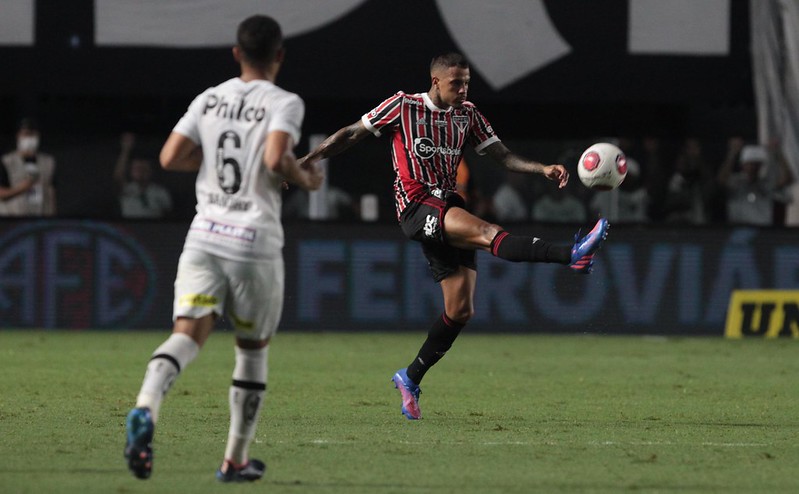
[361,91,499,219]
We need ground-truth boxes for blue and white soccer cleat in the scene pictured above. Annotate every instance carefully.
[124,407,154,480]
[569,217,609,274]
[216,459,267,482]
[392,368,422,420]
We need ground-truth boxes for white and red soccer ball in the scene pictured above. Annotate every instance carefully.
[577,142,628,190]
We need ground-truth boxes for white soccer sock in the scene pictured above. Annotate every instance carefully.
[135,332,200,423]
[224,345,268,465]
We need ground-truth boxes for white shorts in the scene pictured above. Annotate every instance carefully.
[173,248,285,341]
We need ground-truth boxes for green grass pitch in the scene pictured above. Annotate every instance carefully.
[1,330,798,493]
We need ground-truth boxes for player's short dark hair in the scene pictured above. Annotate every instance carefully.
[430,53,469,72]
[237,15,283,65]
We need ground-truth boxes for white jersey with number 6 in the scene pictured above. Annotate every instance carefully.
[173,77,303,262]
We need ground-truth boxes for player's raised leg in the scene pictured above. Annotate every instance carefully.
[444,206,608,271]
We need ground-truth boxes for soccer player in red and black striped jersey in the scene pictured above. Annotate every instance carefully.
[300,53,608,420]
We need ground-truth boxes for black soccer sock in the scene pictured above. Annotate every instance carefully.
[406,313,465,385]
[490,231,571,264]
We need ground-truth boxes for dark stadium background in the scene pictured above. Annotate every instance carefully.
[0,1,756,220]
[3,1,794,336]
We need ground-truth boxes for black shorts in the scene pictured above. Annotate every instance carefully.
[399,189,476,282]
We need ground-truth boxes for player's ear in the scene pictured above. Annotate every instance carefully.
[275,47,285,64]
[232,45,242,63]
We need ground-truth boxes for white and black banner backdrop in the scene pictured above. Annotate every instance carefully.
[750,0,799,226]
[94,0,731,90]
[0,0,765,152]
[94,0,368,47]
[1,1,749,103]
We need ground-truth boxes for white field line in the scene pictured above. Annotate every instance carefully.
[259,439,769,447]
[593,440,769,447]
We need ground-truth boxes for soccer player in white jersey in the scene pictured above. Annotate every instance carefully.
[124,15,322,482]
[299,53,608,420]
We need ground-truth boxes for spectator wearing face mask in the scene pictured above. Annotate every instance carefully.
[718,137,794,226]
[0,118,57,216]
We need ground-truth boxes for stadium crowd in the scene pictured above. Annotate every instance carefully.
[0,128,794,226]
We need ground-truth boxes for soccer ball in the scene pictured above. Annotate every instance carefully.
[577,142,628,190]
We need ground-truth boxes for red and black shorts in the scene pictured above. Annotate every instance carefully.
[399,189,476,282]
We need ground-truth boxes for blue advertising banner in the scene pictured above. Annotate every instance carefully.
[283,224,799,335]
[1,219,797,335]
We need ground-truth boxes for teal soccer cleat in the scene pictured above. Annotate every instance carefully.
[124,407,154,479]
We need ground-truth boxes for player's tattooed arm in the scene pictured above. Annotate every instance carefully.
[298,121,371,168]
[485,141,569,188]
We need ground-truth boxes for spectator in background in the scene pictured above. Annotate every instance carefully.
[455,156,471,200]
[455,156,492,218]
[640,136,671,222]
[589,157,649,223]
[718,137,794,226]
[282,183,358,220]
[114,132,173,218]
[492,169,528,221]
[533,179,586,223]
[661,138,714,224]
[0,118,57,216]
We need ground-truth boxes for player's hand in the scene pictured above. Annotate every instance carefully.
[297,155,317,171]
[17,176,37,192]
[544,164,569,189]
[727,137,745,154]
[120,132,135,151]
[305,163,325,191]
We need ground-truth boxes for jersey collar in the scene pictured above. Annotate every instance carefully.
[422,92,452,112]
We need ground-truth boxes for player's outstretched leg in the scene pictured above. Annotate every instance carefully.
[569,217,609,274]
[216,459,267,482]
[124,407,154,479]
[392,368,422,420]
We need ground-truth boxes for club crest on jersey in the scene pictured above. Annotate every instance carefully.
[453,115,469,132]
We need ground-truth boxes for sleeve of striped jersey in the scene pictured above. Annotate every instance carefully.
[469,107,500,155]
[172,92,206,144]
[268,93,304,146]
[361,92,403,137]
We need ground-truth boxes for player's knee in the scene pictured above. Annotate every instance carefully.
[482,222,503,244]
[236,337,270,349]
[448,304,474,324]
